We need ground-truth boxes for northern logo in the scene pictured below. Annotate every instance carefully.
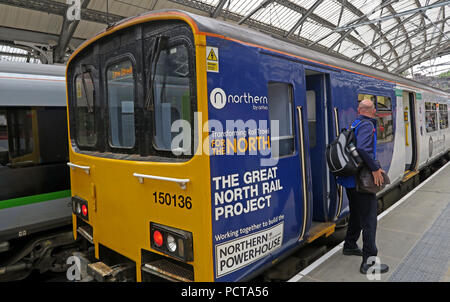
[209,87,268,111]
[210,88,227,110]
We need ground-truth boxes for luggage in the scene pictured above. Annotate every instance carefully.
[326,120,366,177]
[356,163,391,194]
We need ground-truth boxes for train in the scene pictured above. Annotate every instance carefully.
[65,10,450,282]
[0,61,74,281]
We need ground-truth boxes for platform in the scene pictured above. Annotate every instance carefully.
[289,162,450,282]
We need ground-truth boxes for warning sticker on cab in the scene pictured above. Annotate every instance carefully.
[215,222,283,278]
[206,46,219,73]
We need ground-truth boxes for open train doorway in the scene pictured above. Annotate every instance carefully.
[304,69,335,222]
[403,91,418,172]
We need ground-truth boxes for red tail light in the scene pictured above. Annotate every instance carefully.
[72,196,89,221]
[153,230,164,247]
[82,204,88,217]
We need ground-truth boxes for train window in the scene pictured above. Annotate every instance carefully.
[358,94,376,104]
[4,108,38,167]
[357,94,393,144]
[306,91,316,148]
[0,111,8,165]
[106,60,136,149]
[439,104,448,130]
[1,107,68,168]
[425,102,438,132]
[376,96,394,144]
[75,72,97,147]
[268,82,295,157]
[7,108,34,158]
[152,44,192,152]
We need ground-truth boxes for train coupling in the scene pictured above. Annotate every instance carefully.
[87,262,135,282]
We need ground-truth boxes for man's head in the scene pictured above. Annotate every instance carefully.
[358,99,376,118]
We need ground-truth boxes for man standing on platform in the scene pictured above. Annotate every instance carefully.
[337,99,389,275]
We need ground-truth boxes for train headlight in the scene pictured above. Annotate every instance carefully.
[167,235,177,252]
[150,222,193,262]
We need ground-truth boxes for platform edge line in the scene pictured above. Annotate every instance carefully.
[286,160,450,282]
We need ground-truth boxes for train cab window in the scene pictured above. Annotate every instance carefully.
[375,96,394,144]
[425,102,438,133]
[106,60,136,149]
[75,72,97,147]
[268,82,295,157]
[439,104,448,129]
[152,44,192,152]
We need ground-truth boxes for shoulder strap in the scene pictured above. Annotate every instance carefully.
[350,119,371,130]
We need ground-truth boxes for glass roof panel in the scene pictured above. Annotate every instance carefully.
[2,0,446,75]
[0,44,41,63]
[252,2,303,32]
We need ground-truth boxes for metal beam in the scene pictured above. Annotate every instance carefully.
[394,43,450,73]
[385,4,414,67]
[0,0,124,24]
[211,0,228,18]
[371,17,450,67]
[284,0,324,38]
[388,40,448,69]
[0,25,85,48]
[54,0,91,63]
[272,0,387,67]
[352,11,423,61]
[383,38,447,65]
[334,0,450,31]
[331,0,400,70]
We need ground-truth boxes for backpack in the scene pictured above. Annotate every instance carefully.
[326,120,367,177]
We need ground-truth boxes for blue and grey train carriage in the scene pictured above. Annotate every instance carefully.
[65,10,450,282]
[0,62,73,281]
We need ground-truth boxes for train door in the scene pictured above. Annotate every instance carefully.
[403,91,418,171]
[304,69,335,222]
[262,56,312,247]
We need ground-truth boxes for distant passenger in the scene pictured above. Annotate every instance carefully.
[337,99,389,275]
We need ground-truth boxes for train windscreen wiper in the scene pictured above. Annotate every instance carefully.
[79,64,94,114]
[145,35,168,111]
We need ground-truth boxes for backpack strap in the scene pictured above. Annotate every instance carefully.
[350,119,370,130]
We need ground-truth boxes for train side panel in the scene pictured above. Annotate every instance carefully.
[206,36,310,281]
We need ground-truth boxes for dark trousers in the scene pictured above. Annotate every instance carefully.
[344,188,378,263]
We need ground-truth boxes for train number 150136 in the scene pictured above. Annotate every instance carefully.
[152,192,192,210]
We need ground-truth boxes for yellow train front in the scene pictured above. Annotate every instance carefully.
[66,10,344,282]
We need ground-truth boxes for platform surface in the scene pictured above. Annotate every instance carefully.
[290,162,450,282]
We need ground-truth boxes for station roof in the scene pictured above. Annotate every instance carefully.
[0,0,448,75]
